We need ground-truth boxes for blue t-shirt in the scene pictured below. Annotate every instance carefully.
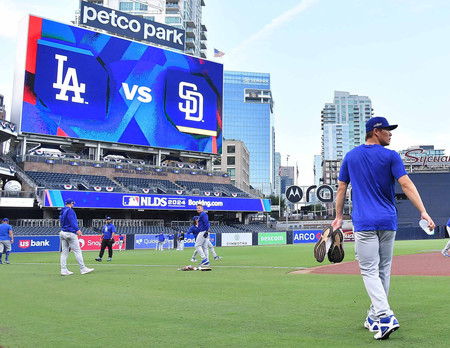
[119,235,124,241]
[447,218,450,227]
[168,234,174,240]
[188,225,199,239]
[59,207,79,233]
[339,144,407,231]
[197,211,210,232]
[102,223,116,239]
[158,233,165,242]
[0,223,12,240]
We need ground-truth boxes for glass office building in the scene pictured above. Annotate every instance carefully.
[223,71,274,196]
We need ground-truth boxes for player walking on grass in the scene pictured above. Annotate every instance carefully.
[441,217,450,257]
[119,234,124,251]
[59,199,94,276]
[195,204,210,266]
[0,218,14,264]
[95,217,116,262]
[332,117,435,340]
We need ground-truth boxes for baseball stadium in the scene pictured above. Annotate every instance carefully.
[0,11,449,348]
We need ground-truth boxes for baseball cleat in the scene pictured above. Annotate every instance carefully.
[95,258,102,262]
[364,317,380,332]
[61,270,74,276]
[314,226,333,262]
[190,258,196,262]
[441,250,449,257]
[81,267,94,275]
[4,260,10,264]
[214,256,222,260]
[107,258,112,261]
[374,315,399,340]
[328,228,345,263]
[199,259,209,266]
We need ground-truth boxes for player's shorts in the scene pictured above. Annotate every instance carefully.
[0,240,12,253]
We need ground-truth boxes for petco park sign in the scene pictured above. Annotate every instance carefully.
[80,1,185,50]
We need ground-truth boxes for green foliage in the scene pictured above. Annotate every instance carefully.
[0,240,448,347]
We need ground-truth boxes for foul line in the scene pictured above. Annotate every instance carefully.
[10,262,309,270]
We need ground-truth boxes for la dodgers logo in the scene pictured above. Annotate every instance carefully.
[178,82,203,122]
[53,54,86,104]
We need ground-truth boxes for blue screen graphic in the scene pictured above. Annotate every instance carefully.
[21,17,223,154]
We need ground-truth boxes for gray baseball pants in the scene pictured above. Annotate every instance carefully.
[60,231,87,272]
[354,230,396,320]
[442,226,450,252]
[195,231,208,260]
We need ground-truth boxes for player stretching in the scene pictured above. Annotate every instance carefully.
[333,117,435,340]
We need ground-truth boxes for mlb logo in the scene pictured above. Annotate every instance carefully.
[123,196,140,206]
[164,70,219,137]
[19,240,30,249]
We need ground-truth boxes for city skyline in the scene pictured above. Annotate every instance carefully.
[1,0,449,186]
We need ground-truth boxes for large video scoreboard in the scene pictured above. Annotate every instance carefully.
[12,15,223,154]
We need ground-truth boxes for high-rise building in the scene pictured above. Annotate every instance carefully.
[321,91,373,160]
[274,152,281,196]
[280,166,294,211]
[318,91,373,186]
[223,71,274,196]
[75,0,207,58]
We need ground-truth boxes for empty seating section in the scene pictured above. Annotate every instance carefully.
[114,177,180,193]
[175,180,249,197]
[26,171,122,191]
[231,223,278,233]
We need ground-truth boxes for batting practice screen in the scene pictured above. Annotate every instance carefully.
[12,15,223,154]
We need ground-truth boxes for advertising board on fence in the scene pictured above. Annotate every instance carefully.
[134,233,216,249]
[78,235,123,251]
[258,232,286,245]
[221,233,252,247]
[12,236,60,253]
[293,230,322,244]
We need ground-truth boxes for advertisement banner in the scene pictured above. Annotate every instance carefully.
[293,230,322,244]
[77,235,123,251]
[44,190,271,212]
[12,236,60,253]
[183,233,216,248]
[135,233,216,249]
[258,232,286,245]
[221,233,252,247]
[16,15,223,154]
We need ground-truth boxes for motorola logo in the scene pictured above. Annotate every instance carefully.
[285,185,303,203]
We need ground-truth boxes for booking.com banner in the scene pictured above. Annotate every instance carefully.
[12,236,60,253]
[13,15,223,154]
[293,230,322,244]
[44,190,271,212]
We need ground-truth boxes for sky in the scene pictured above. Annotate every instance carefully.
[0,0,449,186]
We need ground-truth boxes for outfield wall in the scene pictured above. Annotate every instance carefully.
[11,227,447,253]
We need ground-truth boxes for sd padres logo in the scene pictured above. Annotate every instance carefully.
[178,82,203,122]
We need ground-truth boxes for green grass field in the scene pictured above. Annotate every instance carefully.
[0,240,448,347]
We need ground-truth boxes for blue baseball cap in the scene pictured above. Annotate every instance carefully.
[65,198,75,205]
[3,218,8,222]
[192,216,198,221]
[106,217,112,220]
[366,117,398,133]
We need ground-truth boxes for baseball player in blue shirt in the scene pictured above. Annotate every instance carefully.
[441,217,450,257]
[156,232,165,250]
[195,204,210,266]
[119,234,124,251]
[59,199,94,275]
[0,218,14,264]
[167,232,174,250]
[333,117,435,340]
[95,217,116,262]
